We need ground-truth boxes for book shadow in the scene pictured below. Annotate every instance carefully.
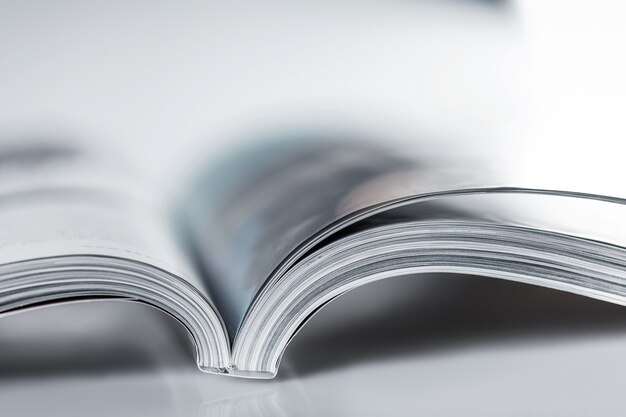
[0,300,195,380]
[279,273,626,379]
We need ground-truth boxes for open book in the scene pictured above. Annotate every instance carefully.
[1,138,625,379]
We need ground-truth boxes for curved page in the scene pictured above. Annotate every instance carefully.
[181,138,491,337]
[0,141,230,373]
[233,191,626,377]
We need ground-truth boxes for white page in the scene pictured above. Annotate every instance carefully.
[0,140,203,289]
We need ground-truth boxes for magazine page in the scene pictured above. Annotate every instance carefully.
[0,139,199,282]
[178,137,491,337]
[0,139,232,372]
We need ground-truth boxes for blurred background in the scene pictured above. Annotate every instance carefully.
[2,0,626,415]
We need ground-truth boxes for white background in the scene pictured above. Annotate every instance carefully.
[1,0,626,415]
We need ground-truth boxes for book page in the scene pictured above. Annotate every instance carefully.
[179,139,474,337]
[0,140,204,290]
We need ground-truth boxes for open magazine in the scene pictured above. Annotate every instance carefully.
[1,137,625,379]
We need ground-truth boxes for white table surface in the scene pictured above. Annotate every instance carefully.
[2,0,626,415]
